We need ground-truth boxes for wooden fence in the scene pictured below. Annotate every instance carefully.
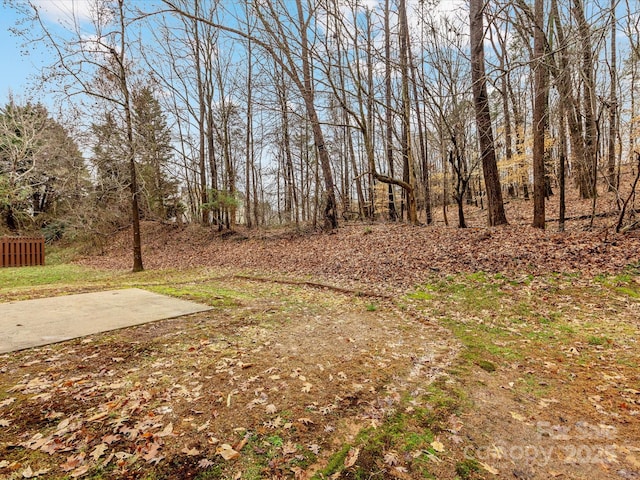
[0,237,45,267]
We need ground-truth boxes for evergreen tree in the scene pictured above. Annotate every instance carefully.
[0,100,89,234]
[90,111,131,227]
[132,86,177,220]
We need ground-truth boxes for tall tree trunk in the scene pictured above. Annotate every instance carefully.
[252,150,260,227]
[440,126,449,226]
[205,58,219,225]
[407,22,431,224]
[398,0,418,225]
[114,0,143,272]
[532,0,548,229]
[550,0,587,198]
[384,0,397,221]
[277,64,298,224]
[499,49,514,197]
[295,0,337,229]
[334,5,365,219]
[573,0,598,199]
[558,101,567,232]
[607,0,618,191]
[469,0,508,226]
[245,9,253,227]
[192,1,208,225]
[346,124,365,218]
[508,83,528,199]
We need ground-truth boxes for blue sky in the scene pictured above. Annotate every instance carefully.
[0,0,94,106]
[0,4,46,103]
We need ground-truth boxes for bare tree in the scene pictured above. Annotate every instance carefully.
[165,0,339,229]
[532,0,548,228]
[398,0,418,225]
[607,0,619,192]
[19,0,145,270]
[469,0,508,226]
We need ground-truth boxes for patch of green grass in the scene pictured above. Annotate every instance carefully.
[616,286,640,299]
[266,435,283,447]
[519,372,550,397]
[44,244,84,265]
[467,271,488,283]
[617,356,638,368]
[312,443,351,479]
[194,466,223,479]
[587,335,610,346]
[441,315,521,365]
[290,449,317,470]
[455,458,481,479]
[538,311,562,324]
[404,431,434,451]
[425,381,466,419]
[556,323,575,334]
[366,303,377,312]
[146,285,246,307]
[593,273,640,299]
[594,272,633,285]
[313,386,461,479]
[406,289,434,301]
[475,359,496,372]
[0,264,110,289]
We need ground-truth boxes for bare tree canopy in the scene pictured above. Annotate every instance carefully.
[2,0,639,236]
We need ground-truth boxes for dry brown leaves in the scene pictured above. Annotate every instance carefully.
[78,221,640,291]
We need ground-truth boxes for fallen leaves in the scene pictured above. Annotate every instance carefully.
[282,440,298,455]
[70,465,90,478]
[430,439,445,453]
[308,443,321,454]
[478,461,500,475]
[13,236,639,480]
[19,465,51,478]
[81,221,640,289]
[216,444,240,461]
[383,450,401,466]
[86,410,110,423]
[0,397,16,407]
[156,422,174,437]
[233,435,249,453]
[90,443,108,461]
[509,411,527,422]
[60,453,85,473]
[196,420,210,432]
[344,447,360,468]
[141,442,164,464]
[198,458,216,468]
[181,447,200,456]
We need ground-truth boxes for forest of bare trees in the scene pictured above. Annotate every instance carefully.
[3,0,640,244]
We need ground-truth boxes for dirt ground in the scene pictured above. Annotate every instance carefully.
[0,276,459,479]
[1,198,640,478]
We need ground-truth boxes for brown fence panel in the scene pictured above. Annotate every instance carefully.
[0,237,45,267]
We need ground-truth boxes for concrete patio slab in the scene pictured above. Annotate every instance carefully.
[0,288,213,354]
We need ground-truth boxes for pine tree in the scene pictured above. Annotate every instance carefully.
[132,86,177,220]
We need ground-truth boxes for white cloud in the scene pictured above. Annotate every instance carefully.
[358,0,380,10]
[31,0,94,26]
[431,0,467,18]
